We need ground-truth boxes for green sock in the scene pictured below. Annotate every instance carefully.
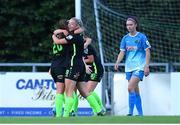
[92,108,96,114]
[55,93,64,117]
[92,92,104,109]
[63,96,74,117]
[86,93,101,113]
[71,92,79,113]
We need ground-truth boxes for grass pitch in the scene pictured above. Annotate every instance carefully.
[0,116,180,124]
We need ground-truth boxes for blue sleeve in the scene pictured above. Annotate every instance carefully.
[120,37,126,51]
[142,35,151,50]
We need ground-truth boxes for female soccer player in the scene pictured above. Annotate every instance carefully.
[70,36,106,116]
[52,17,103,117]
[84,40,106,115]
[50,19,69,117]
[114,16,151,116]
[50,19,84,117]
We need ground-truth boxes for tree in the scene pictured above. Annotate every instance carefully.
[0,0,74,62]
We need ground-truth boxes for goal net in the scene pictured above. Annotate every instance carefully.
[80,0,180,72]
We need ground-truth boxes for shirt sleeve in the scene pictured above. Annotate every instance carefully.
[87,46,95,56]
[66,34,83,44]
[142,35,151,50]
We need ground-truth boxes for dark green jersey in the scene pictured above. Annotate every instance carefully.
[66,34,84,67]
[51,43,69,67]
[65,33,86,82]
[84,45,103,69]
[84,45,104,82]
[52,43,68,56]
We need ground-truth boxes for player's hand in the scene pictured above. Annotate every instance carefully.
[114,63,119,71]
[144,66,150,77]
[48,68,51,75]
[56,32,66,39]
[84,42,89,49]
[53,29,68,38]
[85,65,92,74]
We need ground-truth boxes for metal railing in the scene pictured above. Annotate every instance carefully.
[0,62,179,72]
[0,63,51,72]
[104,63,170,73]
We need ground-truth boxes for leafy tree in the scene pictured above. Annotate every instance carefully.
[0,0,74,62]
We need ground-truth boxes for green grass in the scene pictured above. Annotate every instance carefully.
[0,116,180,124]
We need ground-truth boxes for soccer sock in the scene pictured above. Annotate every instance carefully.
[63,96,74,117]
[136,93,143,116]
[92,91,104,109]
[55,93,64,117]
[86,93,101,114]
[128,91,136,115]
[90,92,98,114]
[71,92,79,113]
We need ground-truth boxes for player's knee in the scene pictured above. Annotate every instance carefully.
[65,87,75,97]
[79,89,89,98]
[128,86,135,92]
[56,89,64,94]
[56,83,65,93]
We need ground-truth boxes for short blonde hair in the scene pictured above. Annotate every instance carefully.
[70,17,84,28]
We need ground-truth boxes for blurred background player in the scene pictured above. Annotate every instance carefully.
[114,16,151,116]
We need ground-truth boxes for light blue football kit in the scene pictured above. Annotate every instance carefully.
[119,32,151,116]
[120,32,151,74]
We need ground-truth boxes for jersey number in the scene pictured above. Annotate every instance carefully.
[53,44,63,54]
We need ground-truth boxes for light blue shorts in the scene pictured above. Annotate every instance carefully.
[126,70,144,81]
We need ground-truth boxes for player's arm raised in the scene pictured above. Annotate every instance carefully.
[52,34,68,44]
[74,27,84,34]
[84,37,92,49]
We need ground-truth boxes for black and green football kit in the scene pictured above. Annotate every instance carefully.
[84,45,104,82]
[65,33,86,82]
[50,43,69,83]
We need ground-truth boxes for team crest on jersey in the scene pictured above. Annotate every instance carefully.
[134,39,139,44]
